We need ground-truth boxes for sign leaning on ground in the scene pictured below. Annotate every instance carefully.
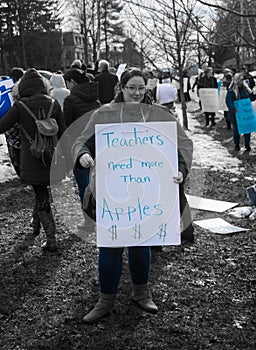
[95,122,180,247]
[0,79,14,119]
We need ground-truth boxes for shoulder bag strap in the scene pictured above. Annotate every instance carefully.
[20,124,34,144]
[46,99,55,119]
[19,100,37,121]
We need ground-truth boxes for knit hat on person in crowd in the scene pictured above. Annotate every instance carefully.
[18,68,47,97]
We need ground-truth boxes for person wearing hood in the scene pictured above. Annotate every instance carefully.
[0,68,69,252]
[63,68,100,229]
[50,73,70,111]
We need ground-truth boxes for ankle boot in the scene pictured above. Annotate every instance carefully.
[131,284,158,314]
[38,210,57,252]
[83,293,116,323]
[30,201,41,236]
[245,143,251,152]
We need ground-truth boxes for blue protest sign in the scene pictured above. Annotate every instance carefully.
[0,79,14,119]
[234,98,256,135]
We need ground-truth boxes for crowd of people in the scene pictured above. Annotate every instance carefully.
[0,57,255,323]
[192,63,256,151]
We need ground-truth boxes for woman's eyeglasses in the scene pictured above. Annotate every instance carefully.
[125,85,146,94]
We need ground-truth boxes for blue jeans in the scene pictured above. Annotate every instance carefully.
[98,246,151,294]
[73,167,90,204]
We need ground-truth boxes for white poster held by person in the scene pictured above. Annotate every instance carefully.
[95,122,180,247]
[0,79,14,119]
[218,87,228,111]
[116,63,127,81]
[199,88,219,112]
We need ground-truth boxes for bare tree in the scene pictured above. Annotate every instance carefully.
[124,0,202,129]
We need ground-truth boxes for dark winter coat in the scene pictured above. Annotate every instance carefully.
[63,80,100,147]
[63,81,100,127]
[94,70,118,104]
[0,68,67,186]
[225,86,250,123]
[197,74,218,90]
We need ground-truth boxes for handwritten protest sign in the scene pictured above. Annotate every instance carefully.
[199,88,219,112]
[218,87,228,111]
[0,79,14,119]
[95,122,180,247]
[234,98,256,134]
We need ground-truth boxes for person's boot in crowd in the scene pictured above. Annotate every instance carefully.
[245,143,251,152]
[131,284,158,314]
[38,208,57,252]
[30,201,41,236]
[205,114,210,126]
[226,118,231,130]
[83,293,116,323]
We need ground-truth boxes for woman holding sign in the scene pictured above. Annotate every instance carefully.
[73,68,193,323]
[226,73,252,151]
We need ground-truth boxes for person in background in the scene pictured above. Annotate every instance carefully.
[94,59,118,104]
[0,68,68,252]
[72,68,193,323]
[50,73,70,111]
[152,72,177,112]
[226,73,252,152]
[220,68,233,129]
[197,66,218,126]
[146,71,158,95]
[241,65,255,92]
[63,67,100,229]
[71,59,83,70]
[152,72,194,245]
[182,70,192,103]
[5,67,24,177]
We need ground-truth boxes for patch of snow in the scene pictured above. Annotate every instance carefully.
[0,134,18,183]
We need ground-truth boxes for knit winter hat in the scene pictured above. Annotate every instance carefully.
[18,68,47,97]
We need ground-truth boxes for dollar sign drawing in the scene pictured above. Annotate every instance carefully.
[157,223,167,243]
[133,224,142,239]
[108,225,117,240]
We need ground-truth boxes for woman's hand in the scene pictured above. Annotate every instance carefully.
[79,154,94,168]
[173,171,184,184]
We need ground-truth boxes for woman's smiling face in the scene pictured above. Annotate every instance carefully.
[121,76,146,103]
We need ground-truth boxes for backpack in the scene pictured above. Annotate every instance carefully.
[19,99,59,167]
